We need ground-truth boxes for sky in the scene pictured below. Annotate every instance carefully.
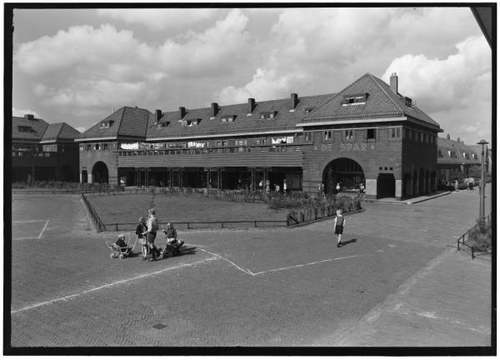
[11,7,491,144]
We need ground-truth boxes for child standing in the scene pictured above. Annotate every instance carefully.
[333,208,345,247]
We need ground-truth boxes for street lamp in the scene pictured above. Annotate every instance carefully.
[477,139,489,224]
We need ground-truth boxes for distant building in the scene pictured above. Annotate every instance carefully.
[437,135,482,185]
[77,73,442,199]
[12,114,80,182]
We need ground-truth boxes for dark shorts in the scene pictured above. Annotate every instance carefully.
[335,225,343,235]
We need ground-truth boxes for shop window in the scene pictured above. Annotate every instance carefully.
[367,128,376,140]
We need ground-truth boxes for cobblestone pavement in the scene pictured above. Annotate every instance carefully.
[9,187,491,347]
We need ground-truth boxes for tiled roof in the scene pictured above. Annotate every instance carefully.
[12,115,49,141]
[147,94,335,139]
[303,73,441,129]
[79,106,152,140]
[437,137,481,165]
[41,123,81,142]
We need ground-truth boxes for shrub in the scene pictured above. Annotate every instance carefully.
[469,220,492,252]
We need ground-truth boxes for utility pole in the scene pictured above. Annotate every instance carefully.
[477,139,488,224]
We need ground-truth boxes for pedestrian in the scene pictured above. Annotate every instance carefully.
[136,216,148,260]
[336,182,341,194]
[333,208,345,247]
[146,208,160,261]
[283,179,287,194]
[359,183,365,193]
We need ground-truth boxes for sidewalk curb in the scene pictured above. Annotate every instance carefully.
[406,191,452,204]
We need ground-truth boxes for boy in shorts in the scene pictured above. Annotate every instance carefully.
[333,208,345,247]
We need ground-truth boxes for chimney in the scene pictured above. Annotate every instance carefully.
[179,106,186,119]
[210,102,219,117]
[457,137,461,143]
[247,98,255,114]
[155,109,162,124]
[290,93,299,109]
[24,114,34,120]
[390,73,398,94]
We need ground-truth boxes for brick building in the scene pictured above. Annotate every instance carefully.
[12,114,80,182]
[77,73,442,199]
[437,135,483,185]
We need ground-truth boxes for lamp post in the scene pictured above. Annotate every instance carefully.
[477,139,488,224]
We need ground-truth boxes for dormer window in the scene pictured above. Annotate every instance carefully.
[342,93,368,106]
[17,125,34,133]
[157,121,170,128]
[221,115,236,123]
[100,120,114,129]
[304,107,314,113]
[259,111,277,120]
[404,96,412,107]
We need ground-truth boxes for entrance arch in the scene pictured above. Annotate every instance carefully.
[322,157,364,194]
[92,161,109,184]
[377,173,395,198]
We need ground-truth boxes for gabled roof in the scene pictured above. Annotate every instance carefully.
[437,137,481,165]
[79,106,152,140]
[41,122,81,142]
[302,73,441,129]
[12,115,49,141]
[147,94,335,139]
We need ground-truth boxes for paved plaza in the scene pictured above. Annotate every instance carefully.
[9,186,492,347]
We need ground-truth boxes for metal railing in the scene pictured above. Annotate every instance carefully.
[101,220,286,232]
[457,214,492,259]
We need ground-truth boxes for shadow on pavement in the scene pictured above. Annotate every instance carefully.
[342,238,357,246]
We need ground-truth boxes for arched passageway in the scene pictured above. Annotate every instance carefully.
[92,161,109,184]
[322,158,365,194]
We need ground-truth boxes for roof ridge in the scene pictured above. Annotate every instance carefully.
[367,73,404,116]
[116,107,126,137]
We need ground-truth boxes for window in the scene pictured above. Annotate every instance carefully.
[221,115,236,123]
[344,129,353,141]
[42,144,57,152]
[391,127,401,138]
[342,93,369,106]
[259,111,277,120]
[235,139,247,146]
[324,130,332,141]
[17,125,34,133]
[94,144,100,151]
[367,129,376,140]
[304,107,314,113]
[86,144,91,151]
[103,143,108,150]
[100,120,114,128]
[79,145,84,151]
[438,150,443,158]
[305,132,312,142]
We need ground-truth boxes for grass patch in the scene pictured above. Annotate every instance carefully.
[87,192,289,226]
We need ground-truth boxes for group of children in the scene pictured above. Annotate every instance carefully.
[112,208,183,261]
[113,208,347,259]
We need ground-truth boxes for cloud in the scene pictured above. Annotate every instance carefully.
[218,67,309,104]
[215,8,484,104]
[14,10,250,112]
[382,36,490,113]
[97,9,218,31]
